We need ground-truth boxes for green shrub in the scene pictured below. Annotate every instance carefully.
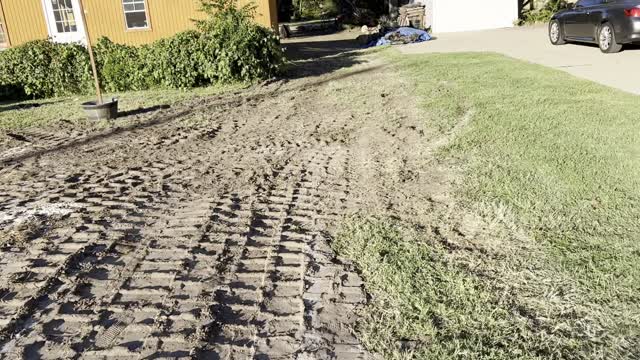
[94,37,149,92]
[519,0,570,25]
[196,0,284,82]
[0,40,93,98]
[293,0,339,20]
[0,0,284,99]
[143,30,208,89]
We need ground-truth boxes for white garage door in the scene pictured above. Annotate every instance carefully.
[432,0,518,33]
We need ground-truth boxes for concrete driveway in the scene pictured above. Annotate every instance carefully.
[399,25,640,95]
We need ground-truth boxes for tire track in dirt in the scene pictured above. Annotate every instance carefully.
[189,145,369,359]
[0,106,307,359]
[296,147,368,360]
[0,104,234,356]
[79,158,298,358]
[78,195,215,358]
[0,53,395,358]
[0,125,243,358]
[204,167,301,358]
[0,169,170,358]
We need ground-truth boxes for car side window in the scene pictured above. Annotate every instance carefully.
[576,0,604,7]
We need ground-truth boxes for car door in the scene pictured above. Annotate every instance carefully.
[563,0,600,38]
[563,0,588,37]
[574,0,607,40]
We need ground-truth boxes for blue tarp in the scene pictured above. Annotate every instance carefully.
[369,27,431,47]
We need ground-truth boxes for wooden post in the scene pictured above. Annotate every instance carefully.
[77,0,102,104]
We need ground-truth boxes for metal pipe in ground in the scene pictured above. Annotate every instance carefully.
[77,0,102,105]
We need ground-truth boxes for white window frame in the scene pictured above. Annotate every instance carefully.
[122,0,151,31]
[0,9,9,48]
[41,0,86,44]
[50,0,79,34]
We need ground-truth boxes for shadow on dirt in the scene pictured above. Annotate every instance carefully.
[0,107,194,164]
[118,104,171,118]
[0,33,377,165]
[1,62,384,165]
[284,38,362,61]
[0,100,61,112]
[282,31,369,79]
[283,36,370,79]
[284,49,369,79]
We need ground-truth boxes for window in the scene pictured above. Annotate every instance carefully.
[576,0,605,7]
[51,0,77,33]
[0,17,7,47]
[122,0,149,29]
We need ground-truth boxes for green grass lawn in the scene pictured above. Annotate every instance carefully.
[0,84,242,131]
[334,52,640,359]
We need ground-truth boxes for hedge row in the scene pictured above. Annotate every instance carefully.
[0,40,94,98]
[0,0,284,98]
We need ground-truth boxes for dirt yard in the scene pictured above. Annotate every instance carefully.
[0,45,450,359]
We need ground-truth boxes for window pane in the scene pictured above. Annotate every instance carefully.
[50,0,77,33]
[63,10,76,24]
[123,0,146,12]
[125,12,148,28]
[122,0,148,29]
[0,16,6,46]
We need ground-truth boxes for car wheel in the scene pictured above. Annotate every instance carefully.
[599,22,622,53]
[549,20,566,45]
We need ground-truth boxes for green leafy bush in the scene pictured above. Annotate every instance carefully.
[0,0,284,99]
[0,40,93,98]
[294,0,339,20]
[196,0,284,82]
[519,0,570,25]
[94,37,149,92]
[142,30,208,89]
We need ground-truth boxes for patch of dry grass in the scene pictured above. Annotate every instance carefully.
[333,51,640,359]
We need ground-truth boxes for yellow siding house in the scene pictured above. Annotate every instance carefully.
[0,0,277,48]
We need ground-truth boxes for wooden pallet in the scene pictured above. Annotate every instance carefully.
[279,18,339,38]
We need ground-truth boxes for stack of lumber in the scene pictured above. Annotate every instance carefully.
[398,4,425,29]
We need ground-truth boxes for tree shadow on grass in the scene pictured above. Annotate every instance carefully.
[0,100,62,112]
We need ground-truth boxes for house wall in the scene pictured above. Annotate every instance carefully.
[0,0,48,45]
[1,0,277,47]
[80,0,203,46]
[81,0,278,45]
[432,0,518,33]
